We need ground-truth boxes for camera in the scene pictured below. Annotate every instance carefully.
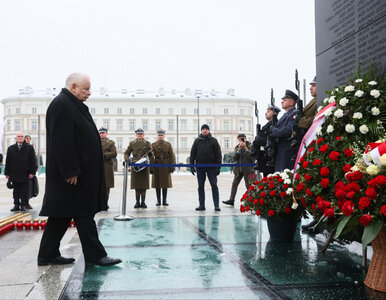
[241,137,245,142]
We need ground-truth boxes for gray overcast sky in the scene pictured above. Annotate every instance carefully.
[0,0,315,119]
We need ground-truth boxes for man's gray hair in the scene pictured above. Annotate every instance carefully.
[65,73,89,89]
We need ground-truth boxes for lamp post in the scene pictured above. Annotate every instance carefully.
[196,95,200,136]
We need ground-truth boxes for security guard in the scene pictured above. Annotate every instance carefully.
[251,104,281,176]
[151,129,175,206]
[124,128,153,208]
[270,90,298,172]
[99,128,117,208]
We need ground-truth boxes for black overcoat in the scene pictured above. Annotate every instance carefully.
[5,142,37,183]
[40,88,107,217]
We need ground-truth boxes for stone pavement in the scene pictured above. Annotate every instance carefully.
[0,172,244,299]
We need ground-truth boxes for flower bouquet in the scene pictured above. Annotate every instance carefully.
[241,169,307,242]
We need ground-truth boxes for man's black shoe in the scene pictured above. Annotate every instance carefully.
[222,200,234,206]
[38,256,75,266]
[195,207,206,211]
[20,206,26,212]
[86,256,122,267]
[141,202,147,208]
[26,203,33,209]
[10,206,20,212]
[215,207,221,211]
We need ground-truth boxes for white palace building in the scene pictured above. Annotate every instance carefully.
[1,87,255,168]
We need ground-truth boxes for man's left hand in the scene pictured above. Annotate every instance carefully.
[29,174,34,179]
[66,176,78,185]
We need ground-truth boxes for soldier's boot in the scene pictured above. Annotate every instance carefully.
[162,188,169,206]
[134,195,141,208]
[156,188,161,206]
[141,195,147,208]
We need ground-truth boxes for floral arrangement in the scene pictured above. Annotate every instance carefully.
[240,169,307,220]
[293,70,385,248]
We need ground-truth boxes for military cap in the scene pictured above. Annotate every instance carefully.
[267,104,281,113]
[282,89,299,101]
[310,76,316,84]
[201,124,210,130]
[98,127,108,133]
[135,128,144,134]
[156,129,166,135]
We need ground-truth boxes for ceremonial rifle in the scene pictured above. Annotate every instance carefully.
[266,88,278,167]
[290,69,305,148]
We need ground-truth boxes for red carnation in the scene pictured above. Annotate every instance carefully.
[320,167,330,177]
[317,137,323,145]
[310,139,316,146]
[320,144,329,152]
[312,204,316,210]
[303,161,310,169]
[323,208,335,218]
[336,136,342,141]
[335,181,345,190]
[304,173,312,181]
[346,182,361,192]
[295,173,301,181]
[335,189,347,200]
[285,207,291,214]
[321,178,329,188]
[269,183,275,190]
[253,199,258,205]
[270,190,277,196]
[240,205,245,212]
[283,184,289,189]
[259,185,264,190]
[365,188,377,199]
[329,151,340,161]
[280,191,287,198]
[359,215,372,226]
[278,178,284,183]
[248,185,255,190]
[315,195,324,202]
[245,206,250,212]
[308,147,315,153]
[368,178,377,188]
[255,210,261,216]
[268,209,275,216]
[358,197,371,209]
[375,175,386,186]
[347,191,356,199]
[350,171,364,181]
[306,188,314,197]
[301,197,306,207]
[261,192,266,197]
[343,164,352,173]
[296,182,305,192]
[259,198,264,205]
[381,205,386,216]
[342,201,354,216]
[318,200,332,210]
[344,148,354,157]
[312,159,321,166]
[248,196,253,202]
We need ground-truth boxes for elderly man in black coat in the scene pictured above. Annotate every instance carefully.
[5,132,37,211]
[270,90,299,172]
[37,73,121,267]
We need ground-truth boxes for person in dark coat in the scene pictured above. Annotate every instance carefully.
[37,73,121,267]
[270,90,298,172]
[5,132,37,211]
[251,105,281,176]
[24,134,38,209]
[222,134,254,206]
[190,124,222,211]
[99,127,117,207]
[151,129,175,206]
[124,128,153,208]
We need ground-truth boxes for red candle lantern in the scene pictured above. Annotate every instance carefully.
[16,222,24,230]
[40,221,47,230]
[24,220,32,230]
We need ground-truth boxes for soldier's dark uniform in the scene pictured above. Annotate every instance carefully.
[124,128,153,208]
[99,128,117,203]
[151,129,176,206]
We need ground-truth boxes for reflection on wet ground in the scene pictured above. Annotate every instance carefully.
[60,216,381,299]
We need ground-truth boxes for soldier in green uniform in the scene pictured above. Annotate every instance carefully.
[99,128,117,208]
[151,129,175,206]
[124,128,153,208]
[297,76,317,130]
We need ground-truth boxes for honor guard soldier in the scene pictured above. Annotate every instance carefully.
[298,76,317,130]
[151,129,176,206]
[99,128,117,208]
[124,128,153,208]
[270,90,298,172]
[251,104,281,177]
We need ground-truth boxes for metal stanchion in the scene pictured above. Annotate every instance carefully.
[114,160,134,221]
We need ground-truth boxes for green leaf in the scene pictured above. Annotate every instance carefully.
[335,215,352,238]
[362,221,384,252]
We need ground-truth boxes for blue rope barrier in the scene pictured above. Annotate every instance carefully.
[128,163,255,167]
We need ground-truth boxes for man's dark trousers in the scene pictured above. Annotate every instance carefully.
[196,167,219,208]
[12,182,29,207]
[38,216,107,263]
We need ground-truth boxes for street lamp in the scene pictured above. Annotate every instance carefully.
[196,96,200,135]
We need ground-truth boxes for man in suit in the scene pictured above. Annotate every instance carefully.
[99,127,117,208]
[270,90,298,172]
[5,132,37,211]
[37,73,121,267]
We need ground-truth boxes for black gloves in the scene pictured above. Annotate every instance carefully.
[147,150,153,156]
[190,167,196,176]
[170,167,175,173]
[150,168,154,174]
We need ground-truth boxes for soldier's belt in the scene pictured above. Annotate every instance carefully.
[129,163,255,168]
